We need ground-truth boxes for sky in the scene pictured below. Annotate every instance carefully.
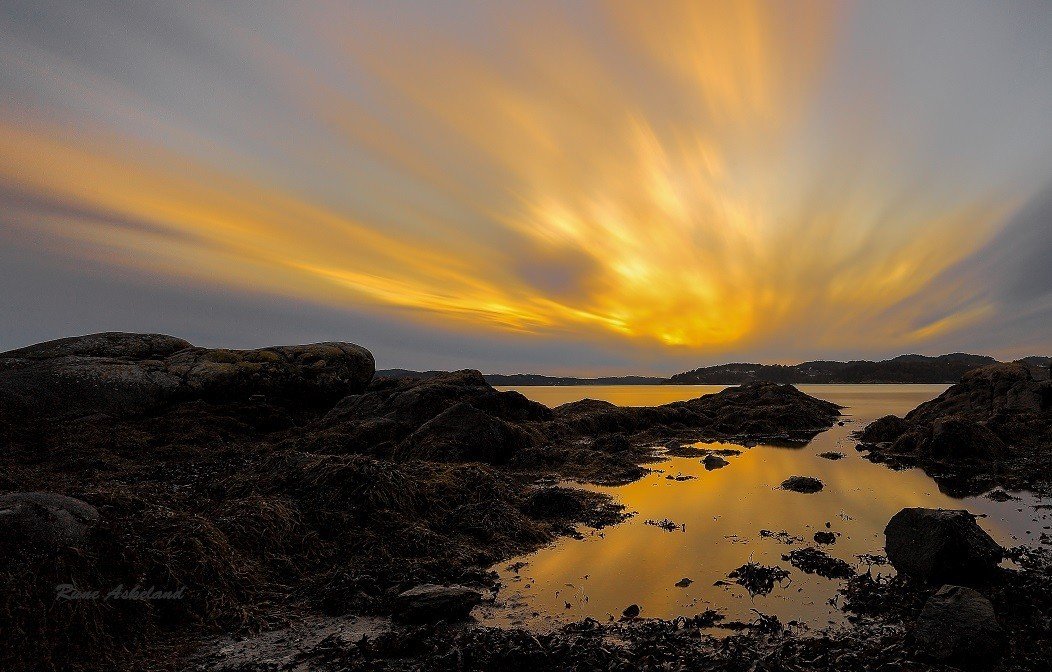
[1,1,1051,374]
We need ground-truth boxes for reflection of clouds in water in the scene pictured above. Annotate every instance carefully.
[486,385,1037,628]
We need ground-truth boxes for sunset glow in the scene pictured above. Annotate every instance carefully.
[2,1,1050,371]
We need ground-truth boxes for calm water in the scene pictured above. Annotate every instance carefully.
[477,385,1049,632]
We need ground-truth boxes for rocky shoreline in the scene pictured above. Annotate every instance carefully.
[855,362,1052,497]
[1,333,1049,671]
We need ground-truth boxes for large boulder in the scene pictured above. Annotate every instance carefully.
[0,333,375,420]
[905,362,1046,424]
[858,414,910,443]
[0,492,100,557]
[914,585,1005,666]
[392,584,481,623]
[884,508,1002,583]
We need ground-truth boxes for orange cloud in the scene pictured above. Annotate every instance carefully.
[0,1,1037,357]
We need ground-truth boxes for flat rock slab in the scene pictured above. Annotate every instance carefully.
[393,584,482,623]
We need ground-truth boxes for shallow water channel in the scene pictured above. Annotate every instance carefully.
[476,384,1049,631]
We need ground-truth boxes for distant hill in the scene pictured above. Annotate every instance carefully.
[375,369,666,386]
[378,353,1049,387]
[668,353,1002,384]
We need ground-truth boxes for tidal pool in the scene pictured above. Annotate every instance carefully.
[478,385,1049,631]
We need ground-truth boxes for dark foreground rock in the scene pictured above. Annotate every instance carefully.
[780,475,824,493]
[856,362,1052,495]
[884,508,1003,583]
[914,585,1005,666]
[393,584,482,623]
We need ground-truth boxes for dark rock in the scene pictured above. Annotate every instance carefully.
[858,415,910,443]
[817,451,845,460]
[675,578,692,587]
[814,531,837,544]
[922,416,1006,461]
[906,362,1046,424]
[780,476,824,493]
[621,604,640,619]
[884,508,1003,583]
[0,492,100,555]
[549,382,840,439]
[0,333,375,420]
[316,369,550,454]
[857,361,1052,496]
[393,584,481,623]
[914,584,1005,666]
[703,454,729,470]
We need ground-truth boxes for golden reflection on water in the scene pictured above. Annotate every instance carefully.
[481,385,1046,631]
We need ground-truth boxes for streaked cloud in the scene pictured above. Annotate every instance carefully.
[1,1,1050,369]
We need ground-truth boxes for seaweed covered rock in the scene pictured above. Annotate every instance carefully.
[396,402,538,463]
[313,370,550,456]
[592,433,632,453]
[521,487,584,519]
[782,547,853,579]
[914,585,1005,666]
[393,584,481,623]
[0,332,375,421]
[884,508,1002,583]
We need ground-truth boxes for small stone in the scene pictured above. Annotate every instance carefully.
[703,454,729,470]
[814,531,836,544]
[780,476,824,493]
